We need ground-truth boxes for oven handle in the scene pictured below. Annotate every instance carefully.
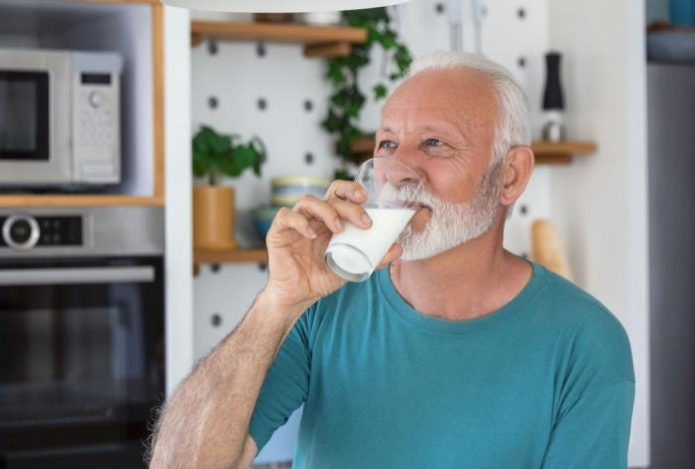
[0,266,155,286]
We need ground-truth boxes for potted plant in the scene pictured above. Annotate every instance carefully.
[192,125,266,250]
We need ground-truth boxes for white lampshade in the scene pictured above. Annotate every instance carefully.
[162,0,411,13]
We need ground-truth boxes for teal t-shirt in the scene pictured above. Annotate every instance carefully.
[250,261,635,468]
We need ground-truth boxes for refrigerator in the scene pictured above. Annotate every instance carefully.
[647,63,695,468]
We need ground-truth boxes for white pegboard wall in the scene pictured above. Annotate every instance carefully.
[192,0,554,357]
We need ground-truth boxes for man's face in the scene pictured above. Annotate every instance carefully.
[375,68,503,260]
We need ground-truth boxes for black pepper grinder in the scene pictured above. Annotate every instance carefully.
[542,52,566,142]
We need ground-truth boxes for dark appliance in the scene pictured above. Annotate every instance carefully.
[0,207,164,468]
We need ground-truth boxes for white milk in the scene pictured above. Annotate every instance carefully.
[325,208,415,282]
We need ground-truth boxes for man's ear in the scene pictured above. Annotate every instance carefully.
[500,145,535,208]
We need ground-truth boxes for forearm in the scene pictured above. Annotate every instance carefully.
[149,291,310,469]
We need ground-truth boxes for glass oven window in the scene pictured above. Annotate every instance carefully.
[0,259,165,435]
[0,71,49,161]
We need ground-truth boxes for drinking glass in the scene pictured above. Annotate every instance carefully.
[324,158,421,282]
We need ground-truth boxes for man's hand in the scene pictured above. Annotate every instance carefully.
[262,179,403,324]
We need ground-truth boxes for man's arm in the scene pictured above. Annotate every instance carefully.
[148,180,392,468]
[148,291,309,469]
[541,381,634,469]
[542,303,636,469]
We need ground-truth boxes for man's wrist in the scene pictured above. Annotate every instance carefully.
[252,289,315,333]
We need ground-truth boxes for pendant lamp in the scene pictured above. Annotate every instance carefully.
[162,0,411,13]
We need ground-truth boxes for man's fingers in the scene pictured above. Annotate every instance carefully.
[376,243,403,270]
[326,180,367,204]
[293,195,343,233]
[271,207,317,239]
[330,198,372,230]
[293,195,372,232]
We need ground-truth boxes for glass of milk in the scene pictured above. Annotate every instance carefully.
[325,158,421,282]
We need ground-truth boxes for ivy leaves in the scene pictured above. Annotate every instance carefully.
[321,7,413,167]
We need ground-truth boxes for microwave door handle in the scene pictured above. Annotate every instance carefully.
[0,266,155,286]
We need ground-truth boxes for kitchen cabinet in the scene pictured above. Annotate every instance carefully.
[0,0,165,206]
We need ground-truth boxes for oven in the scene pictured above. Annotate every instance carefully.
[0,207,164,469]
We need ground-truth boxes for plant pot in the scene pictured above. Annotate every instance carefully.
[193,185,239,250]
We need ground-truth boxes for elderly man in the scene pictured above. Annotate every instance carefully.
[150,51,634,469]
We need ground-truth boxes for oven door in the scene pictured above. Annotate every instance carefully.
[0,256,164,469]
[0,49,73,186]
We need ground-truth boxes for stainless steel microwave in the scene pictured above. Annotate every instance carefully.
[0,49,123,187]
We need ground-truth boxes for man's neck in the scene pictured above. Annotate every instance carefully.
[389,229,532,321]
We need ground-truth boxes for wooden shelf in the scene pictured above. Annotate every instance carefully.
[194,248,268,265]
[190,21,367,58]
[0,195,164,207]
[349,136,597,166]
[193,247,268,276]
[531,140,597,165]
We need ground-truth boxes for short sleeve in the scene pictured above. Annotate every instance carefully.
[542,301,636,468]
[248,307,314,452]
[541,380,635,468]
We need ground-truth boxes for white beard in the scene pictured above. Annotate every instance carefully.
[397,161,503,261]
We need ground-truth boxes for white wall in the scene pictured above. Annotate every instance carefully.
[547,0,650,466]
[191,0,551,362]
[164,4,194,396]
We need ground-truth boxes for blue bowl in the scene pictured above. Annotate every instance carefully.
[251,207,280,241]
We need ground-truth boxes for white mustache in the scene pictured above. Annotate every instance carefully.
[393,182,443,211]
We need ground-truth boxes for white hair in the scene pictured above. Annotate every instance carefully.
[405,51,532,220]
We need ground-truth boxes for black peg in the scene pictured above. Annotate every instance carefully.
[207,40,218,55]
[211,313,222,327]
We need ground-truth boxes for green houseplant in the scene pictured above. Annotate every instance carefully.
[191,125,266,250]
[322,8,412,178]
[192,125,265,185]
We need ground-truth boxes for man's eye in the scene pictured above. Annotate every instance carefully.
[378,140,397,150]
[426,138,444,147]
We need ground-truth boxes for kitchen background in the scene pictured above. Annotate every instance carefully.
[0,0,693,467]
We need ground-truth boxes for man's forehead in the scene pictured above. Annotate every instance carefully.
[380,69,497,133]
[378,113,462,134]
[391,68,494,98]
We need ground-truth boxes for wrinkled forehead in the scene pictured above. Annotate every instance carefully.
[380,68,499,134]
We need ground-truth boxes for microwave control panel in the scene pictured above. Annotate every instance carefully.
[71,50,123,185]
[0,215,83,249]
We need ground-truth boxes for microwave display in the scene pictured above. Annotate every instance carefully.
[0,71,49,161]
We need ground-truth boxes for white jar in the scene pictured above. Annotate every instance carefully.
[298,11,342,25]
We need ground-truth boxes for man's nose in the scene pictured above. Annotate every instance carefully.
[388,166,418,187]
[390,147,422,186]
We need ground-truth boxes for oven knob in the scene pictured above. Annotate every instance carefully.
[2,214,40,250]
[89,91,104,108]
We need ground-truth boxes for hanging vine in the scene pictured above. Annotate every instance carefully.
[321,8,413,178]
